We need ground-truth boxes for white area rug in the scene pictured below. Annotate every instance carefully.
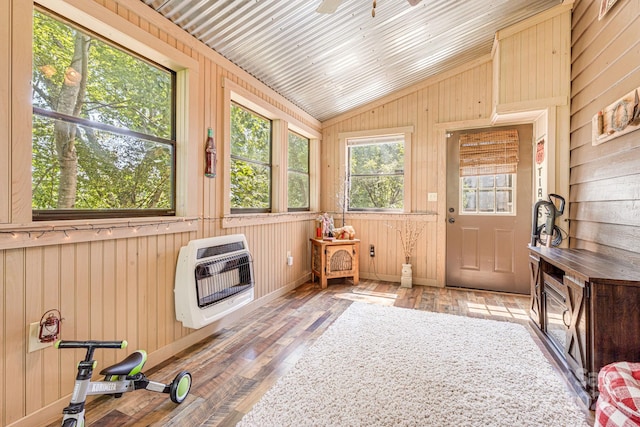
[237,302,589,427]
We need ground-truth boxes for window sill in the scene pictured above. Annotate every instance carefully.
[342,211,438,221]
[0,216,199,250]
[222,211,318,228]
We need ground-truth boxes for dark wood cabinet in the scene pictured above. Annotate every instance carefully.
[529,246,640,408]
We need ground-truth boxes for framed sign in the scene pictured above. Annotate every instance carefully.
[536,139,545,165]
[599,0,619,20]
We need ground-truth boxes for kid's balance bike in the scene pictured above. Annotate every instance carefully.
[56,340,192,426]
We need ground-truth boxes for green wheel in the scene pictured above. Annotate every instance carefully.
[169,371,191,404]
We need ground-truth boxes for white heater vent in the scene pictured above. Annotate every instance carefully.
[174,234,254,329]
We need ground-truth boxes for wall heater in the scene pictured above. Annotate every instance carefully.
[174,234,254,329]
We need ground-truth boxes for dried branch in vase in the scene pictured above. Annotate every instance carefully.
[386,219,426,264]
[335,172,350,227]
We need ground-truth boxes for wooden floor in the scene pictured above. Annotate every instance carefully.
[48,279,595,426]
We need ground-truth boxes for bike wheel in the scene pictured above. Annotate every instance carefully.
[169,371,192,404]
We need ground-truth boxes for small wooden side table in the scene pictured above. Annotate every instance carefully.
[310,238,360,289]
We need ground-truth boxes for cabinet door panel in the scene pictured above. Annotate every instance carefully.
[529,254,542,327]
[564,275,587,387]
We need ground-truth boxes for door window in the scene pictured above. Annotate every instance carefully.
[458,129,519,216]
[461,174,515,214]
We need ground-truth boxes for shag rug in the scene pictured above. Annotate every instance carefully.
[237,302,589,426]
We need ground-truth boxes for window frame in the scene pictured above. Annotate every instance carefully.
[222,78,321,224]
[287,130,310,212]
[339,127,413,214]
[17,0,201,228]
[230,102,273,214]
[31,5,177,222]
[31,7,178,221]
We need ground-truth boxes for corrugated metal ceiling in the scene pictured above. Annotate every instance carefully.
[141,0,562,122]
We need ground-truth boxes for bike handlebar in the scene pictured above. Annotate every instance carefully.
[56,340,127,350]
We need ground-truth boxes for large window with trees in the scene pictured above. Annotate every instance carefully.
[347,134,405,211]
[32,10,176,220]
[230,103,272,213]
[287,131,309,211]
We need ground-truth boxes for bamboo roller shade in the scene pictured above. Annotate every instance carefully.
[459,129,519,177]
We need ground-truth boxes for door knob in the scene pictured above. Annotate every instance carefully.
[448,217,455,223]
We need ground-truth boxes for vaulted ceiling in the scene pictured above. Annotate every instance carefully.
[141,0,562,122]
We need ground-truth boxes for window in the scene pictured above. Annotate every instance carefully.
[461,174,515,214]
[230,103,272,213]
[287,131,309,211]
[347,134,405,211]
[31,10,176,219]
[223,79,320,221]
[458,129,519,215]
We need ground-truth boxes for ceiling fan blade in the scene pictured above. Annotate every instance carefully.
[407,0,422,5]
[316,0,343,13]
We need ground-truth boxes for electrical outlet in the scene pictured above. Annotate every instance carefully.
[369,244,375,257]
[28,322,53,353]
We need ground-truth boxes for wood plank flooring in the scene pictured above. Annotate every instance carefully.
[47,279,594,426]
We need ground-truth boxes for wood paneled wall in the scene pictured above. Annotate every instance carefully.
[321,4,572,287]
[494,3,572,107]
[1,0,320,425]
[321,59,495,287]
[570,0,640,259]
[493,3,572,210]
[0,0,582,424]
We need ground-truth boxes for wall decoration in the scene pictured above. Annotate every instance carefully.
[534,136,547,200]
[599,0,619,20]
[592,87,640,146]
[535,139,545,165]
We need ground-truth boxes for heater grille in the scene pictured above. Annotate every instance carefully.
[194,252,253,308]
[174,234,255,329]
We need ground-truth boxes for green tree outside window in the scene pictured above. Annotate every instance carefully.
[288,132,309,211]
[347,136,404,211]
[32,10,175,219]
[230,104,272,212]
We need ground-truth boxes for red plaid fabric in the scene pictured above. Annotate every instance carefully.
[596,362,640,427]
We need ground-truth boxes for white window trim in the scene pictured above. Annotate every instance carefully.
[339,126,414,213]
[222,77,320,226]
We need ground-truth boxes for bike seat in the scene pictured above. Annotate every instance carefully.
[100,350,147,376]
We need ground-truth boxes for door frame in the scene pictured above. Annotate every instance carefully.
[445,124,532,293]
[434,109,552,288]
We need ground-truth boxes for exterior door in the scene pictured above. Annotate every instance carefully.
[445,124,532,294]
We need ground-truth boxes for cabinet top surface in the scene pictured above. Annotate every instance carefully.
[310,238,360,245]
[529,246,640,284]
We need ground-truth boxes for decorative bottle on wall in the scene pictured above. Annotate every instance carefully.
[205,127,217,178]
